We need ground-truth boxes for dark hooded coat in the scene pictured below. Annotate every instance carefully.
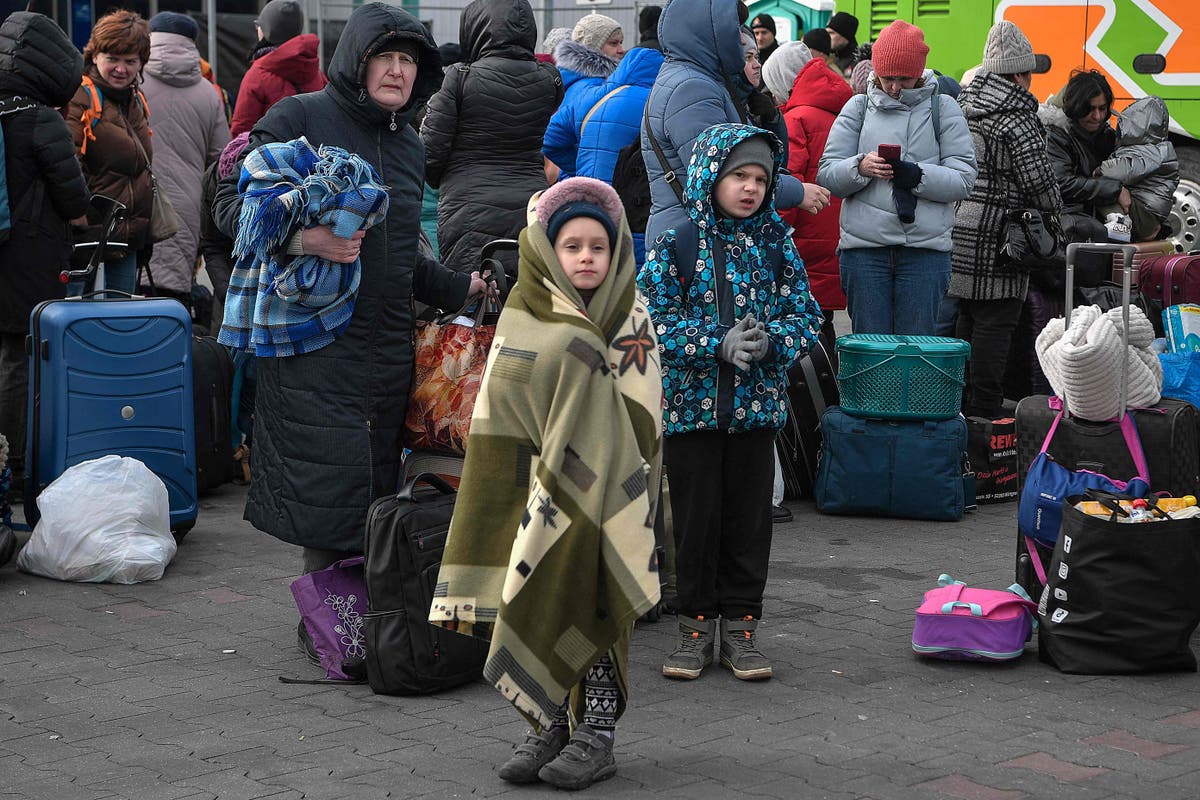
[420,0,562,274]
[0,12,90,333]
[212,2,471,552]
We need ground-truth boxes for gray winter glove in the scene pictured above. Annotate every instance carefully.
[746,320,770,362]
[719,316,757,371]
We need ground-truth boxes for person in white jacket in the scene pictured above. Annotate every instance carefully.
[140,12,231,302]
[817,20,976,335]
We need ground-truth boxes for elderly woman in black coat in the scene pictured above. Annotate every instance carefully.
[213,3,486,642]
[0,12,91,496]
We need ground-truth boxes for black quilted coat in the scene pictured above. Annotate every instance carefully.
[0,13,90,333]
[420,0,562,274]
[213,3,470,552]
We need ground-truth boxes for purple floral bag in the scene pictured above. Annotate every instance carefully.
[289,557,367,682]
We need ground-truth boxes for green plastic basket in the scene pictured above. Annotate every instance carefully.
[835,334,970,420]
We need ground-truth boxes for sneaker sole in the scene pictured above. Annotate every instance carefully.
[720,655,773,681]
[539,761,616,790]
[662,661,710,679]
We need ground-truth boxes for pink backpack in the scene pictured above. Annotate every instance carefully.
[913,574,1038,662]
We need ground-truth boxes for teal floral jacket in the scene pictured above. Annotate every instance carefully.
[638,123,824,436]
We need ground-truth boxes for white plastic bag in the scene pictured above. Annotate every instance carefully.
[17,455,176,584]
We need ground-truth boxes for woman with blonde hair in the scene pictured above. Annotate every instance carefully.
[64,9,155,296]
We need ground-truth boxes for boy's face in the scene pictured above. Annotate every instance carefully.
[714,163,770,219]
[554,217,612,293]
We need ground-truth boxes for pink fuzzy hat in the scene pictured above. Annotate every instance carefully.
[535,177,624,244]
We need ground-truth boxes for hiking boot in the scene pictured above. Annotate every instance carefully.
[719,616,773,680]
[498,726,569,784]
[662,615,715,679]
[537,723,616,790]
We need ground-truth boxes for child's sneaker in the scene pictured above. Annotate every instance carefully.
[537,724,616,790]
[1105,213,1132,243]
[498,726,569,783]
[719,616,773,680]
[662,615,715,679]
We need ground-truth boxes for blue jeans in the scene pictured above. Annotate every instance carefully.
[66,252,138,298]
[840,246,952,336]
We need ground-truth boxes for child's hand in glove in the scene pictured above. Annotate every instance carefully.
[746,320,771,362]
[719,316,759,371]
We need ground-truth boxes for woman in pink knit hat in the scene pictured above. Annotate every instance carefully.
[817,19,977,335]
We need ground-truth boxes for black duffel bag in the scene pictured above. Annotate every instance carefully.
[1038,493,1200,674]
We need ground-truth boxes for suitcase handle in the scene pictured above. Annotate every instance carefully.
[1064,242,1137,417]
[397,472,457,502]
[72,289,138,301]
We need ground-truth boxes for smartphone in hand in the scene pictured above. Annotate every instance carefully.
[878,143,902,161]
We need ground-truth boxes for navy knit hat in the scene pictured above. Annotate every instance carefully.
[149,11,199,41]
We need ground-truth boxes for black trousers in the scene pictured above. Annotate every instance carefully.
[956,296,1025,419]
[0,332,28,480]
[664,428,774,619]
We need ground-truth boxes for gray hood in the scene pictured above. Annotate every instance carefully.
[1115,95,1169,146]
[145,32,202,87]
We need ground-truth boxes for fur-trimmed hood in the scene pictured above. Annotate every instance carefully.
[553,39,618,83]
[1037,99,1071,133]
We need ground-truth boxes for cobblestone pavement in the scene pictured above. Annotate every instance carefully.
[2,483,1199,800]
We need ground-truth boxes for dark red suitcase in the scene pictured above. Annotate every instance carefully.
[1138,253,1200,307]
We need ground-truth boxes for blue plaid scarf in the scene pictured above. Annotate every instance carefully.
[217,137,390,357]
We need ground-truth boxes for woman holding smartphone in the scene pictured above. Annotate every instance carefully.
[817,20,977,335]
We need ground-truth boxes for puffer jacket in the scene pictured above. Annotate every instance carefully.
[778,58,853,311]
[212,2,471,552]
[575,46,664,263]
[949,69,1060,302]
[63,70,154,256]
[230,34,327,136]
[542,39,618,179]
[1038,99,1119,233]
[0,12,90,333]
[140,32,231,294]
[1099,95,1178,222]
[638,124,824,437]
[817,71,977,252]
[642,0,804,247]
[421,0,562,274]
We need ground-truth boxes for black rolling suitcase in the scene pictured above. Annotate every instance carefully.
[192,336,235,493]
[362,472,488,695]
[778,332,839,499]
[1014,243,1200,597]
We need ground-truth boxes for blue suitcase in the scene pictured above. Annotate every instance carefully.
[814,407,975,521]
[26,297,198,536]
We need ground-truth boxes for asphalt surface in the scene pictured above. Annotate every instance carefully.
[3,476,1199,800]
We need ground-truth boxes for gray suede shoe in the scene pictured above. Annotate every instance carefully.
[537,724,617,790]
[719,616,773,680]
[662,615,716,679]
[498,726,570,784]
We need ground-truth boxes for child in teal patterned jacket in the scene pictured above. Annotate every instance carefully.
[637,122,823,682]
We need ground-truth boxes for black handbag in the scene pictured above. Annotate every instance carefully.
[1038,494,1200,674]
[999,209,1060,273]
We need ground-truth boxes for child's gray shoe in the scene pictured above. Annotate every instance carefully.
[537,724,616,790]
[662,614,715,679]
[498,726,569,784]
[720,616,773,680]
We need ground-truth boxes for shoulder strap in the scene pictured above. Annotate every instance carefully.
[580,84,629,139]
[453,63,470,116]
[930,89,941,149]
[675,220,699,286]
[78,76,104,156]
[643,102,685,206]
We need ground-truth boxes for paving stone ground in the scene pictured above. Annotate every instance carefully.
[3,482,1199,800]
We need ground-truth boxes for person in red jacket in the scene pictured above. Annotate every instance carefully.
[230,0,327,136]
[769,44,854,340]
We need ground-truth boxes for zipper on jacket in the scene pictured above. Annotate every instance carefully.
[389,111,397,132]
[715,240,735,429]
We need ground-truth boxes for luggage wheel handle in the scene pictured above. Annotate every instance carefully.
[397,471,457,501]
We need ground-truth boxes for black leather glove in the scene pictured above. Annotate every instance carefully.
[746,88,780,124]
[891,159,923,190]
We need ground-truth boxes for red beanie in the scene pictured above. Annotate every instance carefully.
[871,20,929,78]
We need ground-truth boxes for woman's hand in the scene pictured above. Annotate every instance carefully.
[801,183,832,214]
[1118,187,1132,214]
[468,270,498,301]
[301,226,365,263]
[858,152,893,180]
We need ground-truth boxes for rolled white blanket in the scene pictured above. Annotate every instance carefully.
[1104,305,1156,349]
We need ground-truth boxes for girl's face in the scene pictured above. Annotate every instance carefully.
[601,32,625,60]
[554,217,612,293]
[878,75,920,99]
[365,50,419,112]
[95,52,142,90]
[714,163,769,219]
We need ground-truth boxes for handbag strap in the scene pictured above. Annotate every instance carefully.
[643,102,685,206]
[1038,409,1150,482]
[1024,535,1049,587]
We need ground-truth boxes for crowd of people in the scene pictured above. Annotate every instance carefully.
[0,0,1184,792]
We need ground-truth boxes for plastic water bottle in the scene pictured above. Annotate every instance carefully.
[1126,499,1155,523]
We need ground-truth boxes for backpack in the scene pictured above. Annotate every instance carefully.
[77,74,149,156]
[0,95,41,246]
[581,85,651,234]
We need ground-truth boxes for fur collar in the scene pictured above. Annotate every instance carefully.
[1037,100,1070,132]
[553,39,618,79]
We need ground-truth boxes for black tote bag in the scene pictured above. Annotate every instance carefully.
[1038,499,1200,674]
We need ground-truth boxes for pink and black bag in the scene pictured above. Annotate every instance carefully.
[912,574,1038,662]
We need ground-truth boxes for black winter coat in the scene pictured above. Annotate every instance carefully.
[0,13,90,333]
[1039,101,1119,241]
[213,2,470,552]
[420,0,562,274]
